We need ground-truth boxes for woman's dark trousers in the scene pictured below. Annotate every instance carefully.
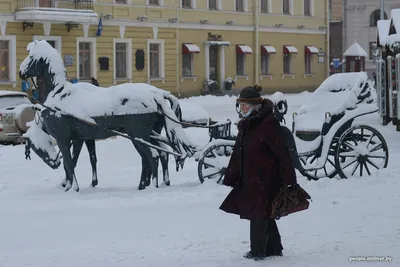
[250,219,283,257]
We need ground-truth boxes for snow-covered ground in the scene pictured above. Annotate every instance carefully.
[0,92,399,267]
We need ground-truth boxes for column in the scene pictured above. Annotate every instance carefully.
[219,45,225,91]
[204,43,210,80]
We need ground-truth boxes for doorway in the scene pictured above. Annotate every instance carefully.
[209,45,218,81]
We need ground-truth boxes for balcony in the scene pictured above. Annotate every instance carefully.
[15,0,98,24]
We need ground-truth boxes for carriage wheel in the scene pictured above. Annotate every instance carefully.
[299,137,339,181]
[334,125,389,178]
[197,142,235,185]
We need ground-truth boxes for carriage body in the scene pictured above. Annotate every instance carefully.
[197,72,389,184]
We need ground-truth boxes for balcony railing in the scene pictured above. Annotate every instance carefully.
[17,0,94,11]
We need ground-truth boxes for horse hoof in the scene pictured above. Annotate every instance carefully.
[165,181,170,186]
[91,180,98,187]
[61,183,66,188]
[138,184,146,190]
[64,181,72,192]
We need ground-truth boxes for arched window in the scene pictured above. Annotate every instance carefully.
[370,9,388,27]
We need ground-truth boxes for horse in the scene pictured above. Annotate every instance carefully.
[19,40,196,192]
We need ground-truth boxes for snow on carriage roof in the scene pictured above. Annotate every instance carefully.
[294,72,370,132]
[391,9,400,33]
[377,20,391,45]
[343,41,368,57]
[385,33,400,46]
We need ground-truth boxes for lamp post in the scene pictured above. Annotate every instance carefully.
[380,0,384,19]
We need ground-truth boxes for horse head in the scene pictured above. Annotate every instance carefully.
[23,117,62,170]
[19,40,67,103]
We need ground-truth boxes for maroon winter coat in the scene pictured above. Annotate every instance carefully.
[219,99,297,220]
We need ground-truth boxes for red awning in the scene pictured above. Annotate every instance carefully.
[182,43,200,54]
[236,45,253,54]
[305,45,319,54]
[261,45,276,54]
[283,45,298,54]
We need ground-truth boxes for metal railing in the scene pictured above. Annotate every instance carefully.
[17,0,94,11]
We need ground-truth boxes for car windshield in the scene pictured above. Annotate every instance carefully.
[0,96,31,109]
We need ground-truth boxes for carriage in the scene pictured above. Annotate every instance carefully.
[196,72,389,184]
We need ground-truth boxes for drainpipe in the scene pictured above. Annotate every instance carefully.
[342,0,346,73]
[326,0,330,77]
[254,0,259,85]
[175,0,180,97]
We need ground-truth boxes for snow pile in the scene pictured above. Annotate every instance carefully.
[269,91,286,104]
[294,72,370,132]
[179,100,209,123]
[391,8,400,33]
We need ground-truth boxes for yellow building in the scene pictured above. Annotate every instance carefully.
[0,0,329,97]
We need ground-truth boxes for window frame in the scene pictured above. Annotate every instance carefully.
[147,0,163,6]
[182,53,194,77]
[236,53,246,76]
[0,35,16,86]
[181,0,196,9]
[76,37,97,81]
[282,0,292,15]
[261,54,271,75]
[305,53,313,74]
[234,0,248,12]
[283,53,292,74]
[260,0,271,14]
[207,0,220,10]
[147,39,165,80]
[113,38,132,82]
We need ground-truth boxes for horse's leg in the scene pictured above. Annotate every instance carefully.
[60,140,83,188]
[140,146,159,188]
[84,139,98,187]
[158,142,170,187]
[132,142,151,190]
[58,140,80,192]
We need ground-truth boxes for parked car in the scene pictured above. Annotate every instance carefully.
[0,91,35,145]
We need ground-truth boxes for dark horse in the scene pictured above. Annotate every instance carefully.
[20,40,195,192]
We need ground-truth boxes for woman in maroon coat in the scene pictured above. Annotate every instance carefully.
[219,85,297,261]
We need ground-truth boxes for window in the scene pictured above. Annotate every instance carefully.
[208,0,217,10]
[114,38,132,81]
[0,36,16,85]
[261,0,269,13]
[329,0,332,20]
[283,0,290,15]
[182,54,193,77]
[305,54,312,73]
[304,0,311,16]
[149,0,159,5]
[370,10,388,27]
[236,0,244,12]
[182,0,193,8]
[261,54,270,75]
[33,36,62,54]
[369,42,377,60]
[76,37,96,80]
[0,41,9,81]
[115,0,127,4]
[39,0,52,7]
[283,54,292,74]
[236,53,245,75]
[147,39,165,79]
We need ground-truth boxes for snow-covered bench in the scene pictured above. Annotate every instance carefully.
[293,72,373,141]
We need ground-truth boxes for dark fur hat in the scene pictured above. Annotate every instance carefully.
[236,85,263,104]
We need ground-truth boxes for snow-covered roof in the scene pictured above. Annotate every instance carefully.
[377,19,391,45]
[390,9,400,33]
[343,41,368,57]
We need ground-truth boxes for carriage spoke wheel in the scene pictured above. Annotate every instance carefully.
[334,125,388,179]
[299,137,339,181]
[197,143,235,185]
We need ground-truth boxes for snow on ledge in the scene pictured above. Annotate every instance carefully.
[390,9,400,33]
[386,34,400,46]
[343,42,368,57]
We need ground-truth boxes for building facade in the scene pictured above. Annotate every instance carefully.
[343,0,400,77]
[0,0,329,97]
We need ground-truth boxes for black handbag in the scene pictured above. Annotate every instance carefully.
[271,184,312,220]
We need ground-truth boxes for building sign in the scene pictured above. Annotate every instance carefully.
[64,55,73,66]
